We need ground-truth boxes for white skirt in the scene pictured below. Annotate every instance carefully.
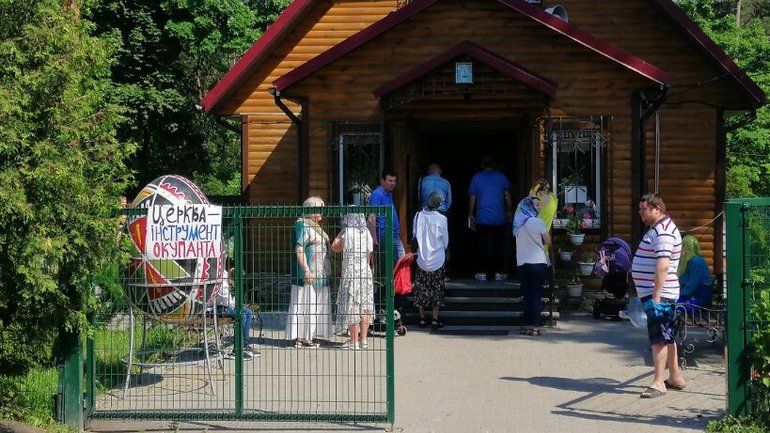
[285,283,332,341]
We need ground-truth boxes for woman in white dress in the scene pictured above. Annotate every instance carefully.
[332,213,374,349]
[286,196,332,348]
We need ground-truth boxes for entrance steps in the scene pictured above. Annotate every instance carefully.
[398,278,558,329]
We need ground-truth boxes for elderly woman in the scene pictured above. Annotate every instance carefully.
[412,192,449,329]
[332,213,374,349]
[286,196,332,348]
[514,195,551,336]
[677,235,713,309]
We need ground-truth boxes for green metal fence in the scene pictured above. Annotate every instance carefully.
[87,205,395,423]
[725,198,770,419]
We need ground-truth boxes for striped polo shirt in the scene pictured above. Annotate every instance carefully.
[631,215,682,299]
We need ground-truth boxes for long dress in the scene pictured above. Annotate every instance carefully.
[286,218,332,341]
[335,220,375,330]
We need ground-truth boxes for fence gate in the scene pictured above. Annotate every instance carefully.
[87,205,395,424]
[725,198,770,417]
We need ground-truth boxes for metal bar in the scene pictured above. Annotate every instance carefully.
[384,206,395,425]
[235,207,244,416]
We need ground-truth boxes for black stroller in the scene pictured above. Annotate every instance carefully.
[592,237,634,320]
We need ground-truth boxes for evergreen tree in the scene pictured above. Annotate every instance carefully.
[0,0,134,373]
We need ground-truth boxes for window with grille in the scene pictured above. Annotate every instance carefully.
[548,116,611,230]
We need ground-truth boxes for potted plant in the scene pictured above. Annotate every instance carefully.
[560,168,587,204]
[564,207,586,245]
[577,251,595,276]
[557,242,573,261]
[565,273,584,297]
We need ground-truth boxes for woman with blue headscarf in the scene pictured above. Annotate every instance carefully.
[514,196,551,336]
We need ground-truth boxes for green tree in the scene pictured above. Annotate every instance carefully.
[89,0,290,196]
[678,0,770,197]
[0,0,134,374]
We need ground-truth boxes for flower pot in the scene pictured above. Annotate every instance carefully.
[566,283,583,297]
[559,251,573,261]
[578,262,594,276]
[569,233,585,246]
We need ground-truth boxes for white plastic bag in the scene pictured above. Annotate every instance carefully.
[627,296,648,328]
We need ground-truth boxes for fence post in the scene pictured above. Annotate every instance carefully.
[384,206,395,425]
[57,330,84,431]
[725,201,748,416]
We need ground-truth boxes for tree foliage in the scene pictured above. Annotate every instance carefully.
[0,0,134,374]
[678,0,770,198]
[89,0,290,196]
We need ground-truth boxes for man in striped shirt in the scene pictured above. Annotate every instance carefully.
[631,193,685,398]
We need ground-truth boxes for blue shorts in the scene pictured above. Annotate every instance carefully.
[641,296,677,345]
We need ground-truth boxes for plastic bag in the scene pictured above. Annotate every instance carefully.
[627,297,648,328]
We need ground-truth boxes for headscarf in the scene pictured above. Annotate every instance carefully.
[426,191,442,211]
[298,196,329,244]
[513,196,539,236]
[342,213,367,229]
[529,179,558,232]
[678,235,701,277]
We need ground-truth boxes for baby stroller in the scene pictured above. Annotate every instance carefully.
[592,237,633,320]
[370,305,407,336]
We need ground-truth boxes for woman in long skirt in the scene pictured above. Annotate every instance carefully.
[286,196,332,348]
[332,213,374,349]
[412,192,449,329]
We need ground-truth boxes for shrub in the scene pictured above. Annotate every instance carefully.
[707,415,767,433]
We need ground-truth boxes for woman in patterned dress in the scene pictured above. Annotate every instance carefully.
[286,197,332,348]
[332,213,374,349]
[412,192,449,329]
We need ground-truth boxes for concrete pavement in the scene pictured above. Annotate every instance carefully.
[88,312,725,433]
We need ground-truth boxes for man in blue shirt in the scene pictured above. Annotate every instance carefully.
[418,163,452,215]
[468,155,512,281]
[368,170,405,266]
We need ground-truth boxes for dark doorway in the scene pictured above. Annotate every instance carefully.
[414,126,523,278]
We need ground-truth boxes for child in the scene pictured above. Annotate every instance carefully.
[216,268,257,359]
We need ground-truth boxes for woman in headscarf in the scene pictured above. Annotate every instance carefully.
[332,213,374,349]
[412,192,449,329]
[677,235,713,309]
[286,196,332,348]
[514,196,551,336]
[529,178,558,232]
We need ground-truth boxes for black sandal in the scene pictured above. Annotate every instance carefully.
[431,319,444,329]
[419,319,428,328]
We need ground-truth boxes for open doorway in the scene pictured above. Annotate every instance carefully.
[413,125,528,278]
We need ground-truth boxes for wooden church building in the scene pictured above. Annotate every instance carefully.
[202,0,765,275]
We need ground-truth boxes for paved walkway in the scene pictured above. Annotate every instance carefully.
[89,313,725,433]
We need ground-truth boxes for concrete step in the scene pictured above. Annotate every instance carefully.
[402,310,559,327]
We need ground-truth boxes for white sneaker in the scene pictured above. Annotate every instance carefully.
[474,273,487,281]
[338,341,360,350]
[495,273,508,281]
[360,340,368,349]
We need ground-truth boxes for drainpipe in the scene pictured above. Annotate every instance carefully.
[269,87,308,203]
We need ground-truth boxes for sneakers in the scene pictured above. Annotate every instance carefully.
[495,273,508,281]
[338,341,360,350]
[360,340,368,349]
[224,348,259,360]
[474,273,487,281]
